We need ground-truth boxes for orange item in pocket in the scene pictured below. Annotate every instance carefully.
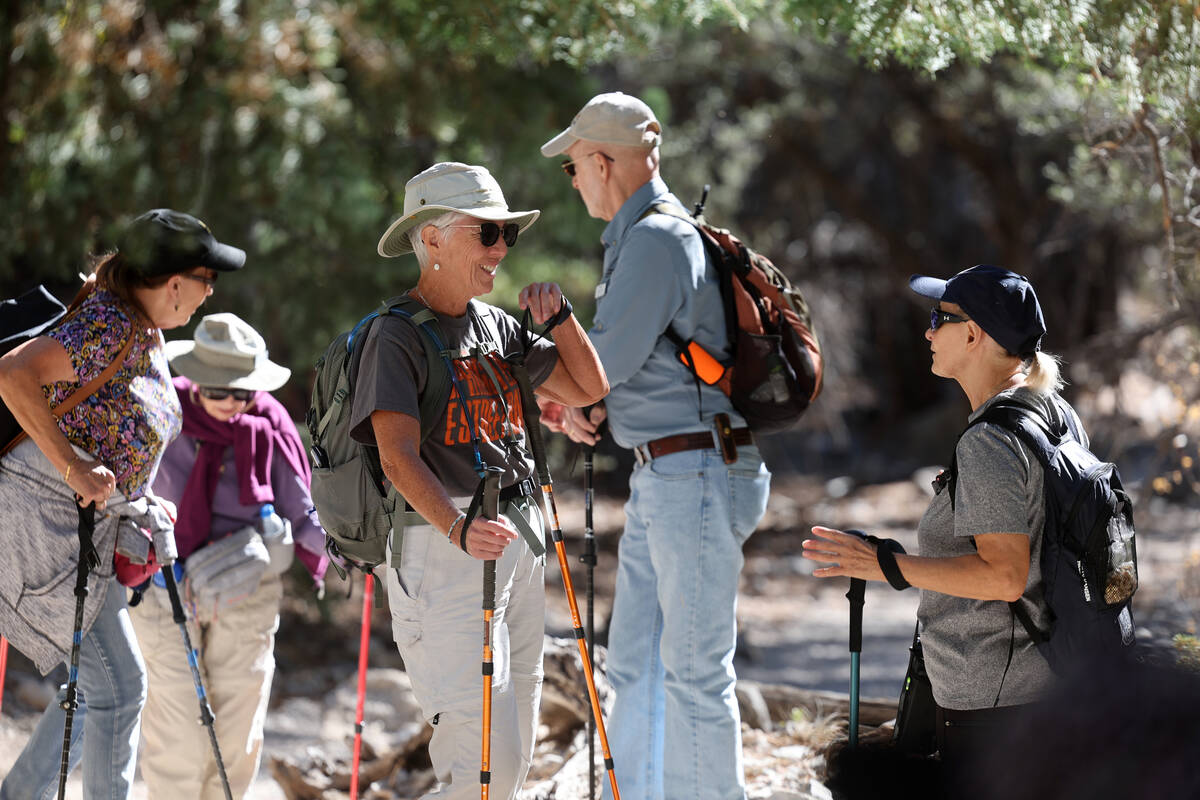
[678,340,727,386]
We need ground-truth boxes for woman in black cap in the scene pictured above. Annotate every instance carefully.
[801,265,1080,790]
[0,209,244,798]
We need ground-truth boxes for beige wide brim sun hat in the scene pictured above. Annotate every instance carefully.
[376,162,541,257]
[165,312,291,391]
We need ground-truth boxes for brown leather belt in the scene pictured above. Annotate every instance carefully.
[633,427,753,466]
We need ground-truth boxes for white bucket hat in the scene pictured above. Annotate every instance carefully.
[376,162,541,257]
[540,92,662,157]
[165,313,291,391]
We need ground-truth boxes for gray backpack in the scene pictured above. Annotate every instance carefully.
[306,296,451,577]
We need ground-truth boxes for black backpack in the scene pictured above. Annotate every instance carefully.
[306,295,451,576]
[950,398,1138,673]
[1,285,69,455]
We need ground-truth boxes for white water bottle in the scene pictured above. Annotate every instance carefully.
[259,503,294,575]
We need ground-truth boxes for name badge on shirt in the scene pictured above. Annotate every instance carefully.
[595,282,608,300]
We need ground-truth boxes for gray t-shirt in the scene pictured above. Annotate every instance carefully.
[348,299,558,497]
[917,387,1086,710]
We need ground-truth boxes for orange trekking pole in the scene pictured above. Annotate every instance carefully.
[349,571,374,800]
[507,322,621,800]
[478,468,503,799]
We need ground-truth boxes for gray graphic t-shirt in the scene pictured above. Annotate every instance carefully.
[917,387,1086,710]
[348,298,558,497]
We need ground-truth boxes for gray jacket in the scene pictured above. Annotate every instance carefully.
[0,438,121,675]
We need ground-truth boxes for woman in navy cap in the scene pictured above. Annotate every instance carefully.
[0,209,243,798]
[802,265,1082,790]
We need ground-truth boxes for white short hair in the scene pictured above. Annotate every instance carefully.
[410,211,471,268]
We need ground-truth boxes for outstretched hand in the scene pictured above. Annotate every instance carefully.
[801,526,885,582]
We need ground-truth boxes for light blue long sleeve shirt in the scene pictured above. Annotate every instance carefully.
[589,177,745,448]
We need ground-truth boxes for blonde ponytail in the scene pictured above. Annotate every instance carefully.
[1024,351,1065,394]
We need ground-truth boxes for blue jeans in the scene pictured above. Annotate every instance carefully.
[603,445,770,800]
[1,579,147,800]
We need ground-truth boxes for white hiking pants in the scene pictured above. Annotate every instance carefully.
[386,495,545,800]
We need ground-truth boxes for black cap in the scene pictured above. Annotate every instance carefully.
[909,265,1046,357]
[118,209,246,279]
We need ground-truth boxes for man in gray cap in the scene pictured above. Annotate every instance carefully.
[541,92,771,800]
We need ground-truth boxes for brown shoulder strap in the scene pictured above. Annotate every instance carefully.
[52,331,139,421]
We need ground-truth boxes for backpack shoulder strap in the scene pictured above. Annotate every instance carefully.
[377,295,453,445]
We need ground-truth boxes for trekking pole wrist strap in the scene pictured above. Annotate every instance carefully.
[865,534,910,590]
[542,295,573,335]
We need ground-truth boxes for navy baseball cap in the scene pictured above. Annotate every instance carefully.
[909,265,1046,357]
[118,209,245,279]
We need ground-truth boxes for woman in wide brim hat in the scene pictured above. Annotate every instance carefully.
[356,161,608,800]
[0,209,243,797]
[131,312,329,799]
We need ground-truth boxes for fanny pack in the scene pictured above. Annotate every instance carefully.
[183,526,270,616]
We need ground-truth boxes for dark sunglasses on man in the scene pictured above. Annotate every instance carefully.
[198,386,255,402]
[930,307,970,331]
[449,221,520,248]
[560,151,615,178]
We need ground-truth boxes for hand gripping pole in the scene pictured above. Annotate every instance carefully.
[507,353,621,800]
[479,468,502,799]
[160,564,234,800]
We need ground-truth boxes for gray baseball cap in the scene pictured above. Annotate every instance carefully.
[541,92,662,157]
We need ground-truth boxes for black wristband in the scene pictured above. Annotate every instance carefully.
[872,538,911,590]
[543,295,573,334]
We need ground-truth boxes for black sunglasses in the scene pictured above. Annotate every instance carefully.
[930,307,970,331]
[181,271,218,287]
[560,151,615,177]
[198,386,255,402]
[449,222,520,247]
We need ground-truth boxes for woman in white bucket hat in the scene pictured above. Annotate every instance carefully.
[359,162,608,800]
[129,312,329,799]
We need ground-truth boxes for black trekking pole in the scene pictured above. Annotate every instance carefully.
[159,564,234,800]
[58,500,100,800]
[581,440,597,800]
[478,467,502,800]
[507,342,621,800]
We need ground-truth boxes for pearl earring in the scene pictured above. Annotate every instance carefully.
[433,263,440,271]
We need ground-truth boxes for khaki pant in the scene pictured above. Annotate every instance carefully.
[129,573,282,800]
[387,495,546,800]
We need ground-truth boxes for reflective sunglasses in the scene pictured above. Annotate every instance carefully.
[930,307,970,331]
[448,222,520,247]
[560,151,615,177]
[198,386,255,402]
[181,271,218,287]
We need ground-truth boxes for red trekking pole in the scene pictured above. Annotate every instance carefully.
[0,635,9,717]
[350,571,374,800]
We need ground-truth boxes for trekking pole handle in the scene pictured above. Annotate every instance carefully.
[482,469,502,610]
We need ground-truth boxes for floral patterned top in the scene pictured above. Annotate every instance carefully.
[45,288,181,498]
